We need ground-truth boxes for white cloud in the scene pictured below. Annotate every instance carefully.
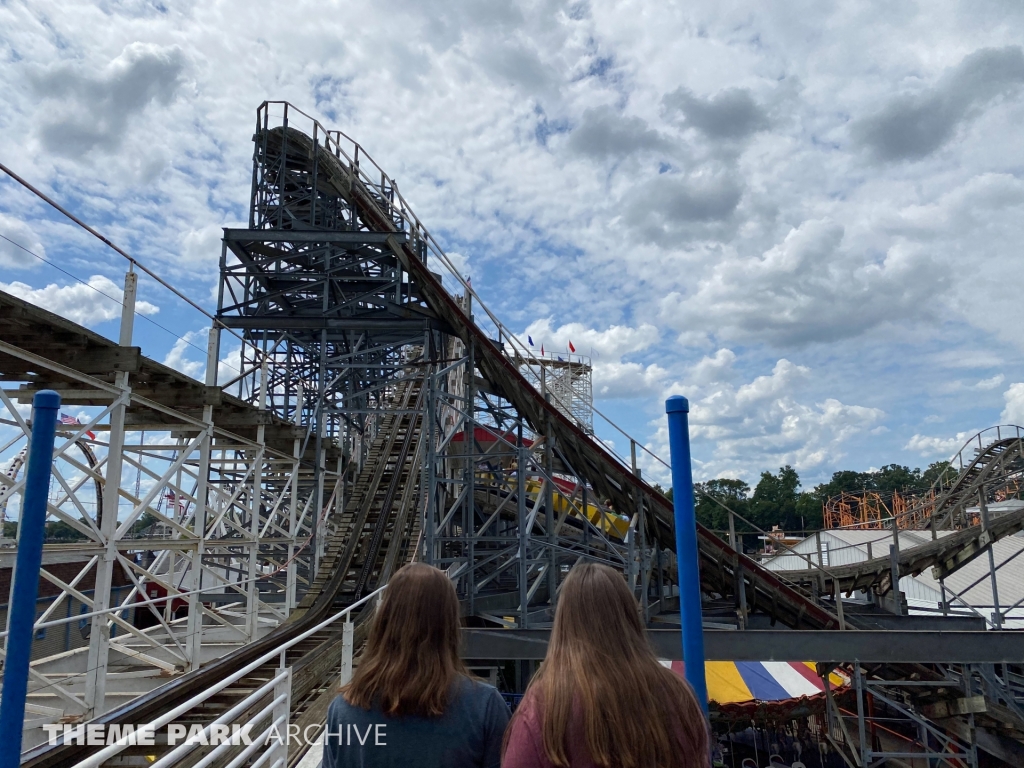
[593,361,668,398]
[688,349,737,385]
[2,2,1024,486]
[975,374,1005,391]
[660,218,947,346]
[162,331,206,380]
[29,42,188,158]
[217,345,244,394]
[904,431,976,459]
[522,319,659,359]
[1001,382,1024,425]
[520,319,665,398]
[0,276,159,326]
[157,327,247,391]
[642,359,884,484]
[446,251,471,278]
[180,223,223,266]
[851,47,1024,162]
[905,381,1022,458]
[0,214,44,269]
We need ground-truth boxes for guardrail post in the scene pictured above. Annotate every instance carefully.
[978,489,1002,629]
[543,410,556,600]
[888,544,902,616]
[665,395,708,716]
[517,424,529,629]
[626,515,637,590]
[425,370,437,565]
[273,667,292,767]
[728,509,747,630]
[854,664,869,766]
[465,339,476,615]
[0,389,59,766]
[340,617,354,686]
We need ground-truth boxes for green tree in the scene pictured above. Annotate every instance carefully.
[129,511,159,537]
[922,460,956,488]
[45,519,88,542]
[694,478,750,531]
[872,464,923,494]
[795,491,824,531]
[749,465,802,532]
[813,469,873,501]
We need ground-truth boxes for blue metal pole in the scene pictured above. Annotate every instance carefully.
[0,390,60,766]
[665,395,708,715]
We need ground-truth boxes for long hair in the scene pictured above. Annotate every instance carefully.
[342,562,467,717]
[507,562,709,768]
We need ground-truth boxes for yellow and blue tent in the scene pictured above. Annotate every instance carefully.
[660,660,848,706]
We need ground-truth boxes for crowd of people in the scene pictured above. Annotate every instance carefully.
[322,561,710,768]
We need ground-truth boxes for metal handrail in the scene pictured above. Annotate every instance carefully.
[68,584,386,768]
[945,425,1024,475]
[148,672,288,768]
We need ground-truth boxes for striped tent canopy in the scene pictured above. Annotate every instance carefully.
[660,661,848,706]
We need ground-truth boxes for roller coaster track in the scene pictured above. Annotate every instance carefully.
[924,427,1024,530]
[779,427,1024,595]
[19,368,424,768]
[16,103,845,766]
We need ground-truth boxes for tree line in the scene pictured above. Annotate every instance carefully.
[657,461,955,540]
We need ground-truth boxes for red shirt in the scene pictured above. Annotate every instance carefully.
[503,692,709,768]
[502,694,598,768]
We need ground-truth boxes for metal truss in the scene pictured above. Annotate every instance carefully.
[835,667,981,768]
[421,330,648,627]
[219,101,844,634]
[513,353,594,434]
[0,279,331,746]
[823,426,1024,533]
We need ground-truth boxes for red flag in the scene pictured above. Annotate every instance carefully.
[568,340,576,353]
[541,344,545,356]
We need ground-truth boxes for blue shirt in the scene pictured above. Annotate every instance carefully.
[322,677,510,768]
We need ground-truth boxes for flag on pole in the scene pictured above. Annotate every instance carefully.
[568,340,576,353]
[541,344,545,356]
[60,413,95,440]
[528,335,534,347]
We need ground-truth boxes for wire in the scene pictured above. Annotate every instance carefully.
[0,232,212,361]
[0,161,260,370]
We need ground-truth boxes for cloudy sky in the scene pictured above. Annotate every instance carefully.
[1,0,1023,488]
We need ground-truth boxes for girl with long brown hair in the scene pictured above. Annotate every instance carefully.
[502,562,709,768]
[323,562,510,768]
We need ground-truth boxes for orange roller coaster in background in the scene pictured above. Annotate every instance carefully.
[823,489,934,530]
[824,426,1024,531]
